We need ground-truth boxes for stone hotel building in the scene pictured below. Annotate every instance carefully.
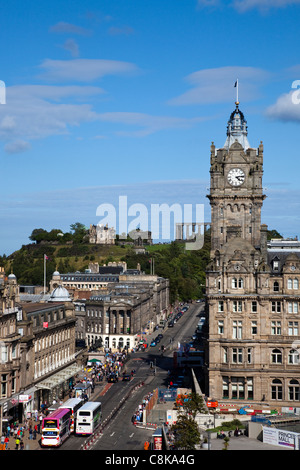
[204,101,300,408]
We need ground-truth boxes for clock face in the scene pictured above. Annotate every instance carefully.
[227,168,245,186]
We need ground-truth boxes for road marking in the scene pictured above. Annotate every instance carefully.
[129,433,134,438]
[110,432,115,437]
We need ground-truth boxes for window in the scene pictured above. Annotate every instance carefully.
[289,380,300,401]
[232,348,243,364]
[222,377,229,399]
[1,346,8,363]
[288,349,300,365]
[232,278,237,289]
[271,301,281,313]
[218,301,224,312]
[271,321,281,335]
[1,374,8,399]
[218,320,224,334]
[251,301,257,313]
[233,321,242,339]
[231,377,245,400]
[238,278,244,288]
[233,300,242,313]
[251,321,257,335]
[247,348,252,364]
[288,279,293,289]
[271,348,282,364]
[222,347,228,363]
[294,279,299,289]
[271,379,283,400]
[288,302,298,314]
[288,322,298,336]
[273,260,279,271]
[247,378,254,400]
[273,281,279,292]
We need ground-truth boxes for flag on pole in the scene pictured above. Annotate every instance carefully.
[44,254,49,260]
[234,80,238,87]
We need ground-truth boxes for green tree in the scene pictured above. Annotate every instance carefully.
[180,392,208,419]
[171,415,200,450]
[70,222,87,244]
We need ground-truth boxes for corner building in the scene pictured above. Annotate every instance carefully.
[204,101,300,408]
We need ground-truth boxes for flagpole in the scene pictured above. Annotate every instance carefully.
[44,254,46,295]
[236,79,239,103]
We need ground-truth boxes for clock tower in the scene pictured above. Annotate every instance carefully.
[208,101,265,256]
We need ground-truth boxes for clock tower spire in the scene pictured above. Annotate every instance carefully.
[208,100,266,256]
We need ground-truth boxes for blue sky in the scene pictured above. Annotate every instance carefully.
[1,0,300,254]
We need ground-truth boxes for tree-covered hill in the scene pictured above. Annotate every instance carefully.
[0,224,283,304]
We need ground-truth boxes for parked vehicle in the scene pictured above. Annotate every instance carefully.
[107,373,118,383]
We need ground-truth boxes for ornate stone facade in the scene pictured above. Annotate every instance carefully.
[204,102,300,409]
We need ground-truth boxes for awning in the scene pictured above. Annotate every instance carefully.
[35,363,82,390]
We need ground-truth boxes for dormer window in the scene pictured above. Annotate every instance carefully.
[273,260,279,272]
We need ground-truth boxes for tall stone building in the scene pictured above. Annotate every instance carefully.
[204,100,300,408]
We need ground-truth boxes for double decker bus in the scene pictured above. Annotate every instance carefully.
[41,408,71,447]
[59,398,83,433]
[75,401,102,436]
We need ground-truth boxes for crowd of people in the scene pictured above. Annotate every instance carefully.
[0,414,43,450]
[131,390,155,425]
[88,349,128,382]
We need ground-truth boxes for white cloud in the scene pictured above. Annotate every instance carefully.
[61,39,80,58]
[0,85,103,152]
[197,0,300,12]
[49,22,92,36]
[168,66,269,106]
[265,90,300,122]
[0,84,209,153]
[4,140,31,154]
[38,58,140,82]
[96,112,208,136]
[232,0,300,13]
[108,26,135,36]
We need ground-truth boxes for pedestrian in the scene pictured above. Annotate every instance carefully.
[29,426,33,440]
[20,440,24,450]
[4,436,9,450]
[15,437,20,450]
[33,428,37,440]
[0,434,5,450]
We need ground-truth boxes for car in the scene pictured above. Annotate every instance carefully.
[150,340,157,347]
[122,374,131,381]
[157,334,163,339]
[168,321,174,327]
[154,336,161,343]
[107,373,118,383]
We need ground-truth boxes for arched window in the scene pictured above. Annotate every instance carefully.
[232,278,237,289]
[288,349,300,364]
[271,379,283,400]
[288,279,293,289]
[271,349,282,364]
[273,281,279,292]
[294,279,299,289]
[238,278,244,288]
[289,379,300,401]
